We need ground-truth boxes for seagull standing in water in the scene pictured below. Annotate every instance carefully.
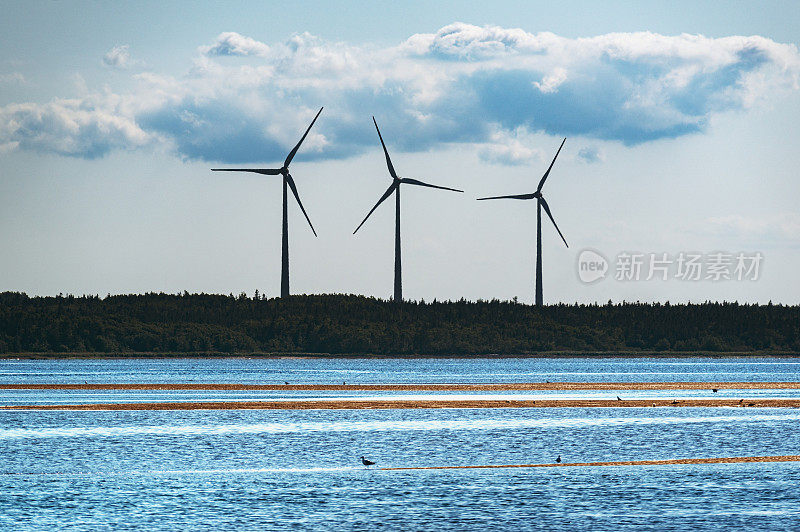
[361,456,375,468]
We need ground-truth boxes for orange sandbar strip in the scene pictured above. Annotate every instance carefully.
[380,455,800,470]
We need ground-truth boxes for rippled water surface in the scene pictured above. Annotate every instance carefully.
[4,387,800,407]
[2,357,800,530]
[2,356,800,384]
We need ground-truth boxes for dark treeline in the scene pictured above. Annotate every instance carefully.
[0,291,798,355]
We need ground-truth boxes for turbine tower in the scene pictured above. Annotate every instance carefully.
[354,117,463,303]
[477,138,568,306]
[211,107,323,298]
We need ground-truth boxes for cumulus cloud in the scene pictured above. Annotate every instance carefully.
[1,23,798,162]
[532,67,567,94]
[577,146,605,163]
[478,129,543,166]
[102,45,133,69]
[0,94,152,158]
[200,32,270,57]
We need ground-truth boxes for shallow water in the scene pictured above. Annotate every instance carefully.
[4,387,800,407]
[2,407,800,530]
[2,358,800,530]
[2,357,800,385]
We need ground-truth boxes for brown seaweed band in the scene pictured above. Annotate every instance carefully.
[380,455,800,470]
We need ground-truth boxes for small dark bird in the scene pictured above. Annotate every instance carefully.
[84,381,88,385]
[739,398,744,404]
[671,399,679,404]
[712,388,718,393]
[284,381,289,385]
[343,382,346,385]
[616,396,622,401]
[361,456,375,467]
[556,455,562,463]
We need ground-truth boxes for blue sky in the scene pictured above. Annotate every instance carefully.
[1,0,799,304]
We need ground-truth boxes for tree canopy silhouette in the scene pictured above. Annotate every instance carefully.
[0,291,797,356]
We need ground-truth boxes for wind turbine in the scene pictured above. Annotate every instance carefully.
[477,138,568,306]
[354,117,463,303]
[211,107,323,298]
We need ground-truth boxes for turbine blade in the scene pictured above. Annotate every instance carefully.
[476,193,536,200]
[285,173,317,237]
[373,117,398,179]
[284,107,324,168]
[401,178,463,193]
[353,182,398,234]
[540,197,568,248]
[211,168,283,175]
[537,137,566,192]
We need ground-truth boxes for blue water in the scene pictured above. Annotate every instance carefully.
[4,387,800,407]
[2,358,800,530]
[2,357,800,384]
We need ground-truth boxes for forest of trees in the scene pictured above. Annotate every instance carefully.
[0,291,798,356]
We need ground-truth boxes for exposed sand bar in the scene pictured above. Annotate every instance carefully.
[3,382,800,391]
[381,455,800,471]
[5,398,800,410]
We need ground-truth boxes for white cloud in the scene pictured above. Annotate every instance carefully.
[1,24,798,162]
[200,32,270,57]
[102,45,133,69]
[0,95,152,158]
[403,22,552,59]
[478,129,543,166]
[532,67,567,94]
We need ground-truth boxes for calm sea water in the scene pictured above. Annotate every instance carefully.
[2,357,800,384]
[2,358,800,530]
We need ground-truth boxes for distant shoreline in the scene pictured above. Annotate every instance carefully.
[4,294,799,355]
[2,351,799,360]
